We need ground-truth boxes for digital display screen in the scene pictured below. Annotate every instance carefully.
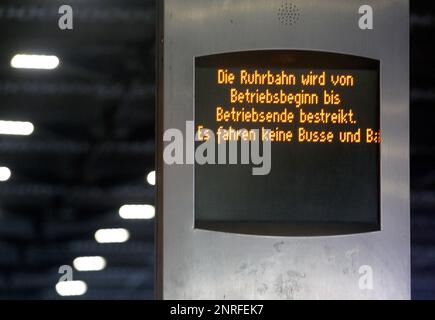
[194,50,380,236]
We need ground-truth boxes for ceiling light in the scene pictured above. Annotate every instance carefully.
[0,167,11,182]
[119,204,155,220]
[55,281,87,297]
[146,170,156,186]
[73,256,107,272]
[0,120,34,136]
[11,54,59,70]
[94,228,130,243]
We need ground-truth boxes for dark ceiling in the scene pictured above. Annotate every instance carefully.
[0,0,155,299]
[0,0,433,299]
[410,1,435,300]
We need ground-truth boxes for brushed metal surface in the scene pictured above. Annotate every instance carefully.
[158,0,409,299]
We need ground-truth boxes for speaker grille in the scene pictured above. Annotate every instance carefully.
[277,2,300,26]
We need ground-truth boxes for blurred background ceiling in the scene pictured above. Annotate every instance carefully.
[410,1,435,300]
[0,0,155,299]
[0,0,433,299]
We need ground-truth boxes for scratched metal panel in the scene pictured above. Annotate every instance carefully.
[158,0,409,299]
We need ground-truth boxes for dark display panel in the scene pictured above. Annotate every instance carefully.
[194,50,380,236]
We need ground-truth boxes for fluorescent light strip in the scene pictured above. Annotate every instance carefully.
[55,281,87,297]
[0,167,11,182]
[73,256,106,272]
[94,228,130,243]
[0,120,34,136]
[146,170,156,186]
[11,54,59,70]
[119,204,155,220]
